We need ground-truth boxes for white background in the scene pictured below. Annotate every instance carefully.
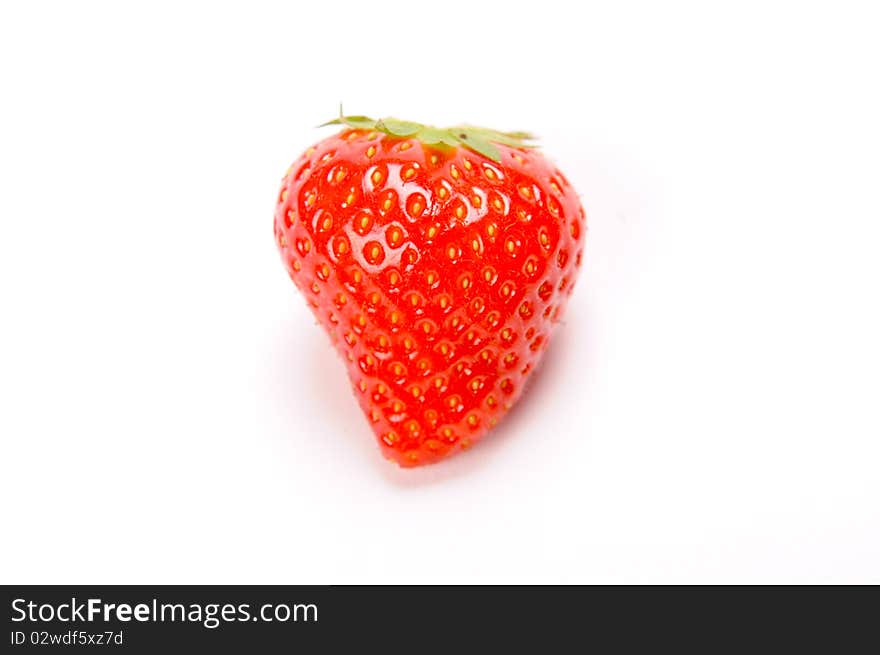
[1,1,878,584]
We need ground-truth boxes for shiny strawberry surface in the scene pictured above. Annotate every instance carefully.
[274,129,585,466]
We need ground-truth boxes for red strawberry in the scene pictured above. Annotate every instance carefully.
[274,115,585,466]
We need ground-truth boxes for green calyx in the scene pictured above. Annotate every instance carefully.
[320,111,536,163]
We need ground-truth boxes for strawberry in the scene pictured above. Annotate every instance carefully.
[274,114,585,467]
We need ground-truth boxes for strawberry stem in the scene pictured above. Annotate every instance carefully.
[320,110,537,163]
